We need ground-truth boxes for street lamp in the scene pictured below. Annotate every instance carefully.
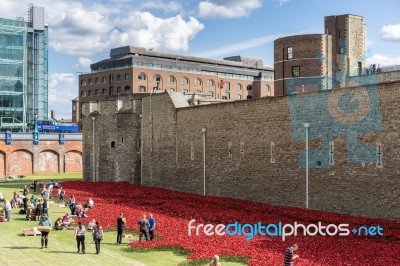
[304,122,310,209]
[33,113,39,145]
[92,116,96,182]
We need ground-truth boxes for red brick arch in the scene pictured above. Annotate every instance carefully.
[38,150,59,173]
[9,149,33,175]
[64,150,82,173]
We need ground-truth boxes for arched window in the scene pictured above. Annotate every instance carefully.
[95,89,99,95]
[207,80,214,87]
[182,89,188,94]
[181,77,189,85]
[236,84,242,90]
[109,74,114,83]
[168,75,175,83]
[139,85,146,93]
[236,94,242,100]
[196,90,202,93]
[125,86,131,93]
[117,86,122,93]
[264,85,270,92]
[194,78,202,86]
[116,74,121,82]
[102,88,106,95]
[111,141,116,148]
[209,91,214,97]
[88,78,93,85]
[80,90,86,97]
[153,74,161,82]
[81,80,86,86]
[247,85,252,90]
[102,76,107,83]
[88,90,92,96]
[125,73,131,80]
[169,88,175,92]
[138,73,147,80]
[247,95,253,99]
[95,77,99,84]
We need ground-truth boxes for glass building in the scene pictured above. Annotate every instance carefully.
[0,4,48,131]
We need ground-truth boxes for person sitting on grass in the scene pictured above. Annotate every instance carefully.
[0,208,6,222]
[209,255,221,266]
[0,192,4,202]
[54,217,66,230]
[30,195,37,206]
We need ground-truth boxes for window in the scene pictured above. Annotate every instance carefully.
[125,73,131,80]
[81,80,86,86]
[292,66,300,77]
[181,77,189,85]
[182,89,188,94]
[80,90,86,97]
[102,76,106,83]
[247,95,253,99]
[287,47,293,59]
[207,80,214,87]
[168,75,175,84]
[125,86,131,93]
[95,77,99,84]
[111,141,116,148]
[138,73,146,80]
[169,88,175,92]
[116,74,121,82]
[329,141,334,166]
[153,74,161,82]
[88,78,93,85]
[95,89,99,95]
[102,88,106,95]
[236,84,242,91]
[194,78,202,86]
[264,85,270,92]
[270,142,275,163]
[117,86,122,93]
[139,85,146,93]
[109,74,114,83]
[377,143,383,168]
[225,92,230,99]
[209,91,214,97]
[339,47,345,54]
[109,86,114,95]
[224,82,230,91]
[246,85,252,90]
[236,94,242,100]
[88,90,92,96]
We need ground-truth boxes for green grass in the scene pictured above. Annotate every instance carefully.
[0,177,247,266]
[4,172,82,184]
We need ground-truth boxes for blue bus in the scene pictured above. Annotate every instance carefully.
[32,120,78,133]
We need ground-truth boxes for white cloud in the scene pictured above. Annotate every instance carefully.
[112,12,204,51]
[197,0,262,19]
[277,0,289,6]
[366,54,400,67]
[48,73,77,119]
[76,57,93,69]
[196,34,279,58]
[381,23,400,41]
[141,1,182,12]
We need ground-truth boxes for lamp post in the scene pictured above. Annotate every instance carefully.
[92,116,96,182]
[33,113,39,145]
[304,122,310,208]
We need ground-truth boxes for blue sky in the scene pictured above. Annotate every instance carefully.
[1,0,399,119]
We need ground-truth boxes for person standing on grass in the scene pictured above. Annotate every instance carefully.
[74,221,86,254]
[38,214,52,249]
[42,198,49,216]
[33,180,37,192]
[209,255,221,266]
[93,221,104,254]
[116,212,126,245]
[5,200,11,221]
[283,244,299,266]
[148,214,156,241]
[138,214,149,241]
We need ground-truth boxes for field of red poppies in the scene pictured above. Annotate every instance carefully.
[59,181,400,266]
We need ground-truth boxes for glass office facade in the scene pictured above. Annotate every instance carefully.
[0,5,48,131]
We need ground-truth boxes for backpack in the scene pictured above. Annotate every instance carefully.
[93,227,103,239]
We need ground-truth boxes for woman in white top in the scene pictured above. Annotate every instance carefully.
[74,221,86,254]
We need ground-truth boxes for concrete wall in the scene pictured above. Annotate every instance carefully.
[140,81,400,220]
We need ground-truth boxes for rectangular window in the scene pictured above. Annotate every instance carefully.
[292,66,300,77]
[270,142,275,163]
[287,47,293,59]
[377,143,383,168]
[224,82,230,91]
[329,141,334,165]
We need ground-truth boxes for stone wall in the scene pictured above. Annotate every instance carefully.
[140,81,400,220]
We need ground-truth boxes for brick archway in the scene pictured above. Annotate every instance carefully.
[38,150,59,173]
[9,149,33,175]
[0,151,5,175]
[64,150,82,172]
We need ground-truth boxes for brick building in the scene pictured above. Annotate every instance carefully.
[77,46,274,124]
[274,14,366,95]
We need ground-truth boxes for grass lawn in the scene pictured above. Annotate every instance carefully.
[0,175,246,266]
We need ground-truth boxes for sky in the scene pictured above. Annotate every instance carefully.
[0,0,399,119]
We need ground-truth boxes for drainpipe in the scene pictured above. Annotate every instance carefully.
[140,102,144,186]
[92,116,96,182]
[304,122,310,208]
[202,128,207,196]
